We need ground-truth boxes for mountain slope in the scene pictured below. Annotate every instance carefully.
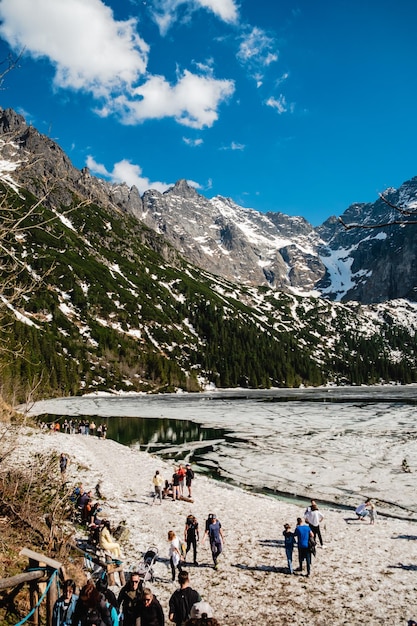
[4,106,417,305]
[0,107,417,400]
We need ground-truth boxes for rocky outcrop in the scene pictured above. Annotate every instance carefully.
[2,106,417,305]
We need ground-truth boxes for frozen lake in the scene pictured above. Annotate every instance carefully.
[27,387,417,519]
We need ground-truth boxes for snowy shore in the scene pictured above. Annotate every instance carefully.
[11,427,417,625]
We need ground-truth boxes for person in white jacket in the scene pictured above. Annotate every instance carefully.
[305,502,324,547]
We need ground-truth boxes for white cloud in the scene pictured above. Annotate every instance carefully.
[108,70,235,129]
[150,0,239,36]
[220,141,245,151]
[266,94,288,115]
[0,0,235,130]
[275,72,290,87]
[183,137,204,147]
[196,0,238,23]
[0,0,149,97]
[86,155,172,194]
[237,27,279,71]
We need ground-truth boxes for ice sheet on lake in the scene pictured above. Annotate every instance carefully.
[26,388,417,518]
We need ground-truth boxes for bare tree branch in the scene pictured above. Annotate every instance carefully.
[0,49,25,90]
[339,192,417,230]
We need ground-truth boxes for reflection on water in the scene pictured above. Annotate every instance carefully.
[37,414,226,460]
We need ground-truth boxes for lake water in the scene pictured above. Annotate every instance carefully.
[30,386,417,519]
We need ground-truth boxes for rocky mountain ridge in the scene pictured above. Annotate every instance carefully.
[1,105,417,398]
[3,106,417,305]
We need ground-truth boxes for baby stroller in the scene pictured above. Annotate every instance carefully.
[137,546,158,584]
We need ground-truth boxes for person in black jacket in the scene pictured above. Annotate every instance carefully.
[184,515,199,566]
[136,588,164,626]
[169,571,201,626]
[185,464,194,498]
[117,573,142,626]
[71,581,111,626]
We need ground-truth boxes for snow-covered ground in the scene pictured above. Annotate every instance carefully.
[9,421,417,625]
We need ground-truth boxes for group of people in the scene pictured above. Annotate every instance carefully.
[47,420,108,437]
[167,512,224,581]
[59,457,221,625]
[152,464,195,504]
[355,498,377,524]
[282,499,325,577]
[52,570,218,626]
[71,483,123,563]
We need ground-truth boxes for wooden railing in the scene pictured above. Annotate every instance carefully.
[0,548,64,626]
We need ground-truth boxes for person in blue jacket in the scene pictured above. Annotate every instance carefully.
[294,518,314,577]
[53,579,78,626]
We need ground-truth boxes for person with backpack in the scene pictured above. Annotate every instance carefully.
[184,515,199,566]
[169,571,201,626]
[95,578,118,626]
[71,581,112,626]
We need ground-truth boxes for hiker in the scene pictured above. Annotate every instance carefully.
[202,514,224,570]
[365,499,377,525]
[168,530,183,581]
[185,464,194,498]
[184,514,199,565]
[152,470,164,505]
[59,453,69,480]
[71,580,112,626]
[283,523,295,574]
[305,502,324,546]
[169,570,201,626]
[52,579,78,626]
[355,502,369,521]
[99,520,122,560]
[172,470,181,501]
[117,573,142,626]
[177,464,186,496]
[136,588,164,626]
[294,518,314,577]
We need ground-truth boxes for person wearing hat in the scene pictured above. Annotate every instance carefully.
[202,515,224,570]
[184,601,220,626]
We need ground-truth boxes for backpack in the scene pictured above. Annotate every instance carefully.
[308,535,316,557]
[171,588,200,626]
[84,608,103,626]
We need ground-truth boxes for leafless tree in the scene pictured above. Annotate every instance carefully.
[339,193,417,230]
[0,49,25,90]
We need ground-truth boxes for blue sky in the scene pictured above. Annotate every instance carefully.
[0,0,416,226]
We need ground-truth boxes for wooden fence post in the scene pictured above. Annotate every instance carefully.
[19,549,63,626]
[28,557,39,626]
